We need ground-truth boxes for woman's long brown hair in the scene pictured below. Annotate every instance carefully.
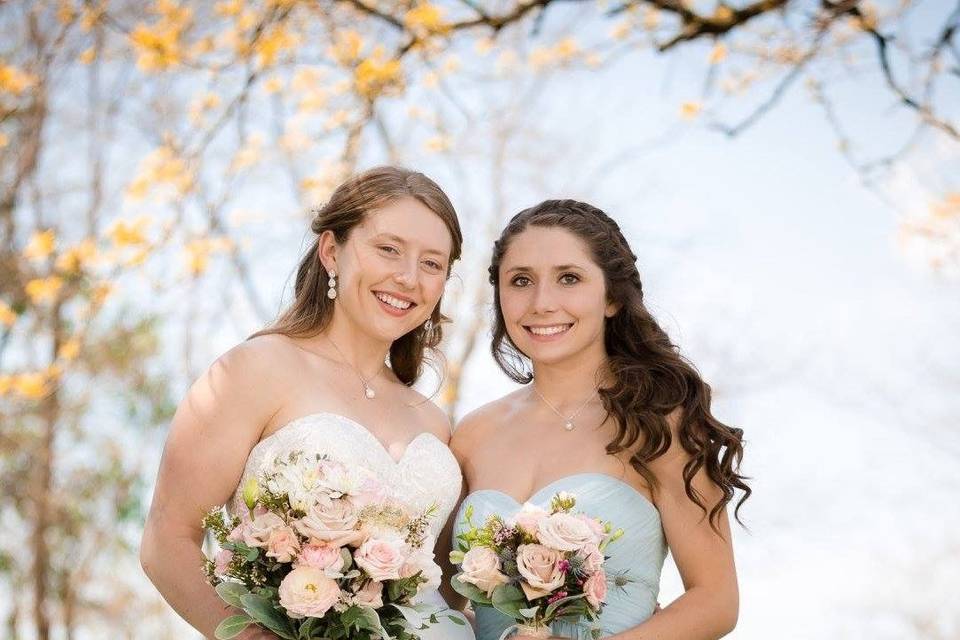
[251,166,463,386]
[489,200,750,532]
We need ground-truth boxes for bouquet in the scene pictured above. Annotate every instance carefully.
[450,492,624,639]
[203,450,463,639]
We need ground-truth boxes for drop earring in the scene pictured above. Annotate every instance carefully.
[327,269,337,300]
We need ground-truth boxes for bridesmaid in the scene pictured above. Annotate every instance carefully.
[448,200,750,639]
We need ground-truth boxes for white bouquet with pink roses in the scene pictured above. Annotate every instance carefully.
[202,450,463,640]
[450,492,624,639]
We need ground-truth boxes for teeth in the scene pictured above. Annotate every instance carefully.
[375,292,412,310]
[529,324,571,335]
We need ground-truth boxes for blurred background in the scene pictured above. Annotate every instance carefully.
[1,0,958,638]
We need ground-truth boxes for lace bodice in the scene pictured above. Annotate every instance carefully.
[230,412,463,544]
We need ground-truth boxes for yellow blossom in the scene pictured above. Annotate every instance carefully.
[229,134,264,172]
[90,282,114,306]
[26,276,64,304]
[215,0,242,16]
[254,24,298,68]
[0,132,8,148]
[708,43,728,64]
[13,372,49,399]
[79,47,97,64]
[108,217,151,248]
[263,76,284,93]
[354,48,404,99]
[475,37,494,55]
[424,135,451,152]
[55,239,97,273]
[130,23,184,71]
[23,229,57,261]
[930,192,960,219]
[0,375,12,395]
[329,31,365,65]
[58,338,81,361]
[0,64,36,95]
[127,146,193,200]
[57,1,76,24]
[0,301,17,326]
[680,101,703,120]
[611,21,632,40]
[642,6,660,30]
[183,237,229,276]
[404,3,449,35]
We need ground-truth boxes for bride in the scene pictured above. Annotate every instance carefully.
[140,166,474,640]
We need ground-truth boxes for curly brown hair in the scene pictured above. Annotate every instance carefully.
[489,199,750,532]
[251,166,462,386]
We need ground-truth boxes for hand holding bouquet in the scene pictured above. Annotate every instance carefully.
[450,492,624,640]
[202,450,462,639]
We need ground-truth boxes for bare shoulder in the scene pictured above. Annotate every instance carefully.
[406,389,453,444]
[450,389,525,455]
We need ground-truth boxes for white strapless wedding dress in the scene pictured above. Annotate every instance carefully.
[230,411,474,640]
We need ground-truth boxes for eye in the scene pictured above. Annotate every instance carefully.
[510,275,532,287]
[559,273,580,285]
[424,259,444,271]
[378,245,400,255]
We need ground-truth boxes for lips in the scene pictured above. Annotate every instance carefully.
[523,323,574,340]
[372,290,417,315]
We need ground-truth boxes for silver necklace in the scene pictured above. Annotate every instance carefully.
[325,335,383,400]
[532,384,598,431]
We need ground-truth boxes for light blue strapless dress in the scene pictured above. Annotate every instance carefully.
[453,473,666,640]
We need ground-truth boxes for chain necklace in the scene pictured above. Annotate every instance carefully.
[532,384,598,431]
[325,335,384,400]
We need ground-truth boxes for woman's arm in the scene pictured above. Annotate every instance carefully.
[608,410,739,640]
[140,339,283,639]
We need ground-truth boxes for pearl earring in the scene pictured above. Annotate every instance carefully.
[327,270,337,300]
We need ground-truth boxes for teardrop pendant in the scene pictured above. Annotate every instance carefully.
[364,387,376,399]
[564,421,574,431]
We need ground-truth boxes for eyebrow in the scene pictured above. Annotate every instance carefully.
[505,264,586,273]
[373,233,449,258]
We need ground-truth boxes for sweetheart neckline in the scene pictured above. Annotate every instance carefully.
[466,472,660,518]
[250,411,443,465]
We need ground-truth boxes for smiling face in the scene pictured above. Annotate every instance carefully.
[497,225,619,367]
[320,196,453,343]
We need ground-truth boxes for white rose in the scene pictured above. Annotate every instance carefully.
[293,496,362,547]
[536,512,598,552]
[354,534,407,581]
[278,567,341,618]
[400,548,442,594]
[456,547,510,597]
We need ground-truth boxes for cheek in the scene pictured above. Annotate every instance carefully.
[497,290,526,321]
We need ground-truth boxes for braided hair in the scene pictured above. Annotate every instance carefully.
[488,200,750,532]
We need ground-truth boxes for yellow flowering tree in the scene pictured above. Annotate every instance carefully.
[2,0,958,637]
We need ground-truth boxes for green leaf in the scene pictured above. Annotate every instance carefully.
[449,574,492,605]
[239,593,296,640]
[491,584,526,619]
[544,592,586,619]
[214,614,252,639]
[215,581,250,608]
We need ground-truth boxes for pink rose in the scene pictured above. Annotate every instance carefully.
[349,579,384,609]
[296,543,345,572]
[515,544,565,600]
[511,503,549,536]
[578,543,604,573]
[352,476,388,509]
[354,535,406,581]
[266,525,301,563]
[583,569,608,609]
[278,567,341,618]
[400,548,442,594]
[536,513,598,552]
[457,547,510,597]
[214,549,233,575]
[576,514,607,544]
[243,511,287,548]
[293,497,361,547]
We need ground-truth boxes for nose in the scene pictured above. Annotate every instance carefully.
[531,281,558,314]
[392,257,418,290]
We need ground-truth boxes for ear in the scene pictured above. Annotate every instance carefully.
[317,230,339,273]
[605,299,621,318]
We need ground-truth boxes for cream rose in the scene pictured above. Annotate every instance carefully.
[456,546,510,597]
[243,511,287,548]
[354,534,407,581]
[293,496,361,547]
[295,543,344,572]
[400,548,442,594]
[536,512,598,552]
[278,567,341,618]
[266,525,301,563]
[516,544,565,600]
[583,569,608,609]
[511,503,549,536]
[350,580,384,609]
